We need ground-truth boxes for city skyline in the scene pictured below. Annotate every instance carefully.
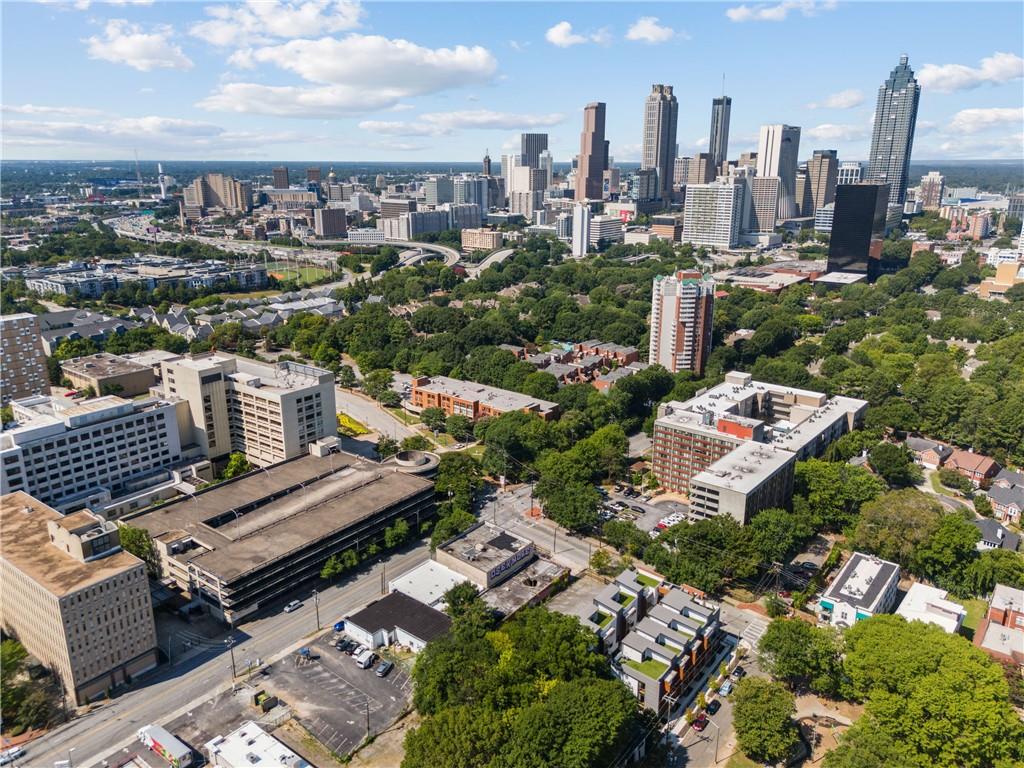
[1,1,1022,163]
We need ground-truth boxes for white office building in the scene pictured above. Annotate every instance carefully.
[837,161,864,186]
[814,203,835,233]
[682,180,743,248]
[589,214,625,248]
[819,552,900,628]
[756,124,801,220]
[572,203,591,258]
[0,395,192,512]
[206,721,310,768]
[895,583,966,634]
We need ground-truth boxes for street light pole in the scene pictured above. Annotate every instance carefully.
[312,589,321,631]
[68,748,76,768]
[226,635,237,678]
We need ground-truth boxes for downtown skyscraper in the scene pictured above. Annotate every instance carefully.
[866,55,921,204]
[756,124,801,220]
[709,96,732,171]
[641,84,678,200]
[520,133,549,170]
[576,102,607,202]
[807,149,839,213]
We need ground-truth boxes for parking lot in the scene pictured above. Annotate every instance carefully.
[259,633,413,758]
[601,486,689,535]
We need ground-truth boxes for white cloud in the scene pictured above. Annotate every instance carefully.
[545,21,608,47]
[805,123,868,142]
[928,132,1024,160]
[692,137,709,149]
[35,0,154,9]
[948,107,1024,134]
[508,40,530,52]
[616,143,642,162]
[358,110,565,137]
[918,52,1024,93]
[1,103,103,117]
[199,34,497,117]
[191,0,363,47]
[807,89,864,109]
[726,0,836,23]
[626,17,676,44]
[85,19,193,71]
[2,113,318,157]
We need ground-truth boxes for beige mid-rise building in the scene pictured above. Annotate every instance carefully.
[1,313,48,405]
[61,352,156,397]
[156,354,336,466]
[461,228,503,252]
[0,492,158,704]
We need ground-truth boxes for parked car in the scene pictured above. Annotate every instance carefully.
[336,639,355,653]
[0,747,25,766]
[454,443,465,450]
[692,714,709,732]
[731,665,746,680]
[352,644,367,658]
[706,699,721,716]
[610,501,627,511]
[638,495,652,503]
[799,561,820,571]
[630,505,645,514]
[719,680,734,696]
[375,660,394,677]
[283,600,302,613]
[355,649,376,669]
[623,488,639,498]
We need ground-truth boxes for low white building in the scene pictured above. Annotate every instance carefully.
[819,552,900,628]
[205,721,309,768]
[388,559,475,608]
[345,591,452,653]
[895,583,966,634]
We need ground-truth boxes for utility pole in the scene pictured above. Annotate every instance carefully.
[365,699,370,741]
[312,589,321,631]
[226,635,237,678]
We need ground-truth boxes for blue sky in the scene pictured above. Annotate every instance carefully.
[2,0,1022,162]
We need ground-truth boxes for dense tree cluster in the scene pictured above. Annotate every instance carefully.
[405,598,644,768]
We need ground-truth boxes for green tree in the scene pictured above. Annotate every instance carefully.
[444,414,473,441]
[363,368,394,400]
[443,581,481,621]
[221,452,252,480]
[868,442,922,487]
[320,550,358,582]
[0,404,13,425]
[384,518,411,549]
[758,618,844,696]
[793,459,885,531]
[420,407,447,433]
[376,436,399,459]
[912,513,981,596]
[590,548,613,574]
[401,435,432,452]
[118,524,159,577]
[850,489,943,568]
[732,678,800,764]
[335,365,357,388]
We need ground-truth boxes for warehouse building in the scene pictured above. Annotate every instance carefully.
[131,449,435,624]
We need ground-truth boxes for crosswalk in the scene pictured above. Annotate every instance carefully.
[740,616,770,649]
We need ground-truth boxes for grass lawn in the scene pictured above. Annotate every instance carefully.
[265,261,330,284]
[636,573,660,588]
[957,597,988,641]
[384,406,421,426]
[623,657,668,679]
[725,754,762,768]
[217,288,282,301]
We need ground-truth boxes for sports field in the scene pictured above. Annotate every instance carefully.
[265,261,331,284]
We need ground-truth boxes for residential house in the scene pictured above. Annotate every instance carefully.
[895,583,966,634]
[988,469,1024,525]
[819,552,900,628]
[589,569,660,653]
[971,518,1020,552]
[946,449,1000,488]
[905,437,953,470]
[974,584,1024,666]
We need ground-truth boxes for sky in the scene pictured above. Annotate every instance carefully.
[2,0,1022,163]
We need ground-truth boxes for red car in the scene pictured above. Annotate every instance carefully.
[692,714,709,732]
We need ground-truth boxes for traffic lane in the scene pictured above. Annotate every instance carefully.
[40,545,429,768]
[334,387,415,440]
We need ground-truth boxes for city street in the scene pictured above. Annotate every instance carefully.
[28,545,430,768]
[335,387,416,440]
[481,484,597,573]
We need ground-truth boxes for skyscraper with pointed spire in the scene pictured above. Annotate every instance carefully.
[641,84,678,200]
[482,150,492,176]
[866,55,920,205]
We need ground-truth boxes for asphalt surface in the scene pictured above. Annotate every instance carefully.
[335,387,416,440]
[32,545,430,768]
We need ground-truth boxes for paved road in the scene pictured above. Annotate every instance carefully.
[627,432,652,458]
[483,484,596,573]
[335,387,416,441]
[465,247,514,278]
[29,545,430,768]
[315,238,461,268]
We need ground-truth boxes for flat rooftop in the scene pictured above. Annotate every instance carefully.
[169,354,331,394]
[823,552,899,611]
[0,492,143,597]
[439,522,533,571]
[389,560,473,607]
[206,721,309,768]
[415,376,557,415]
[61,352,150,379]
[129,452,433,583]
[812,271,868,285]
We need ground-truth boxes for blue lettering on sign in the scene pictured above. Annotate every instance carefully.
[488,543,534,581]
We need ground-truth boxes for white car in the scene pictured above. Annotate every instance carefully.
[283,600,302,613]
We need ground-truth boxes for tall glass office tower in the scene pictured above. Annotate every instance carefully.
[866,55,920,205]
